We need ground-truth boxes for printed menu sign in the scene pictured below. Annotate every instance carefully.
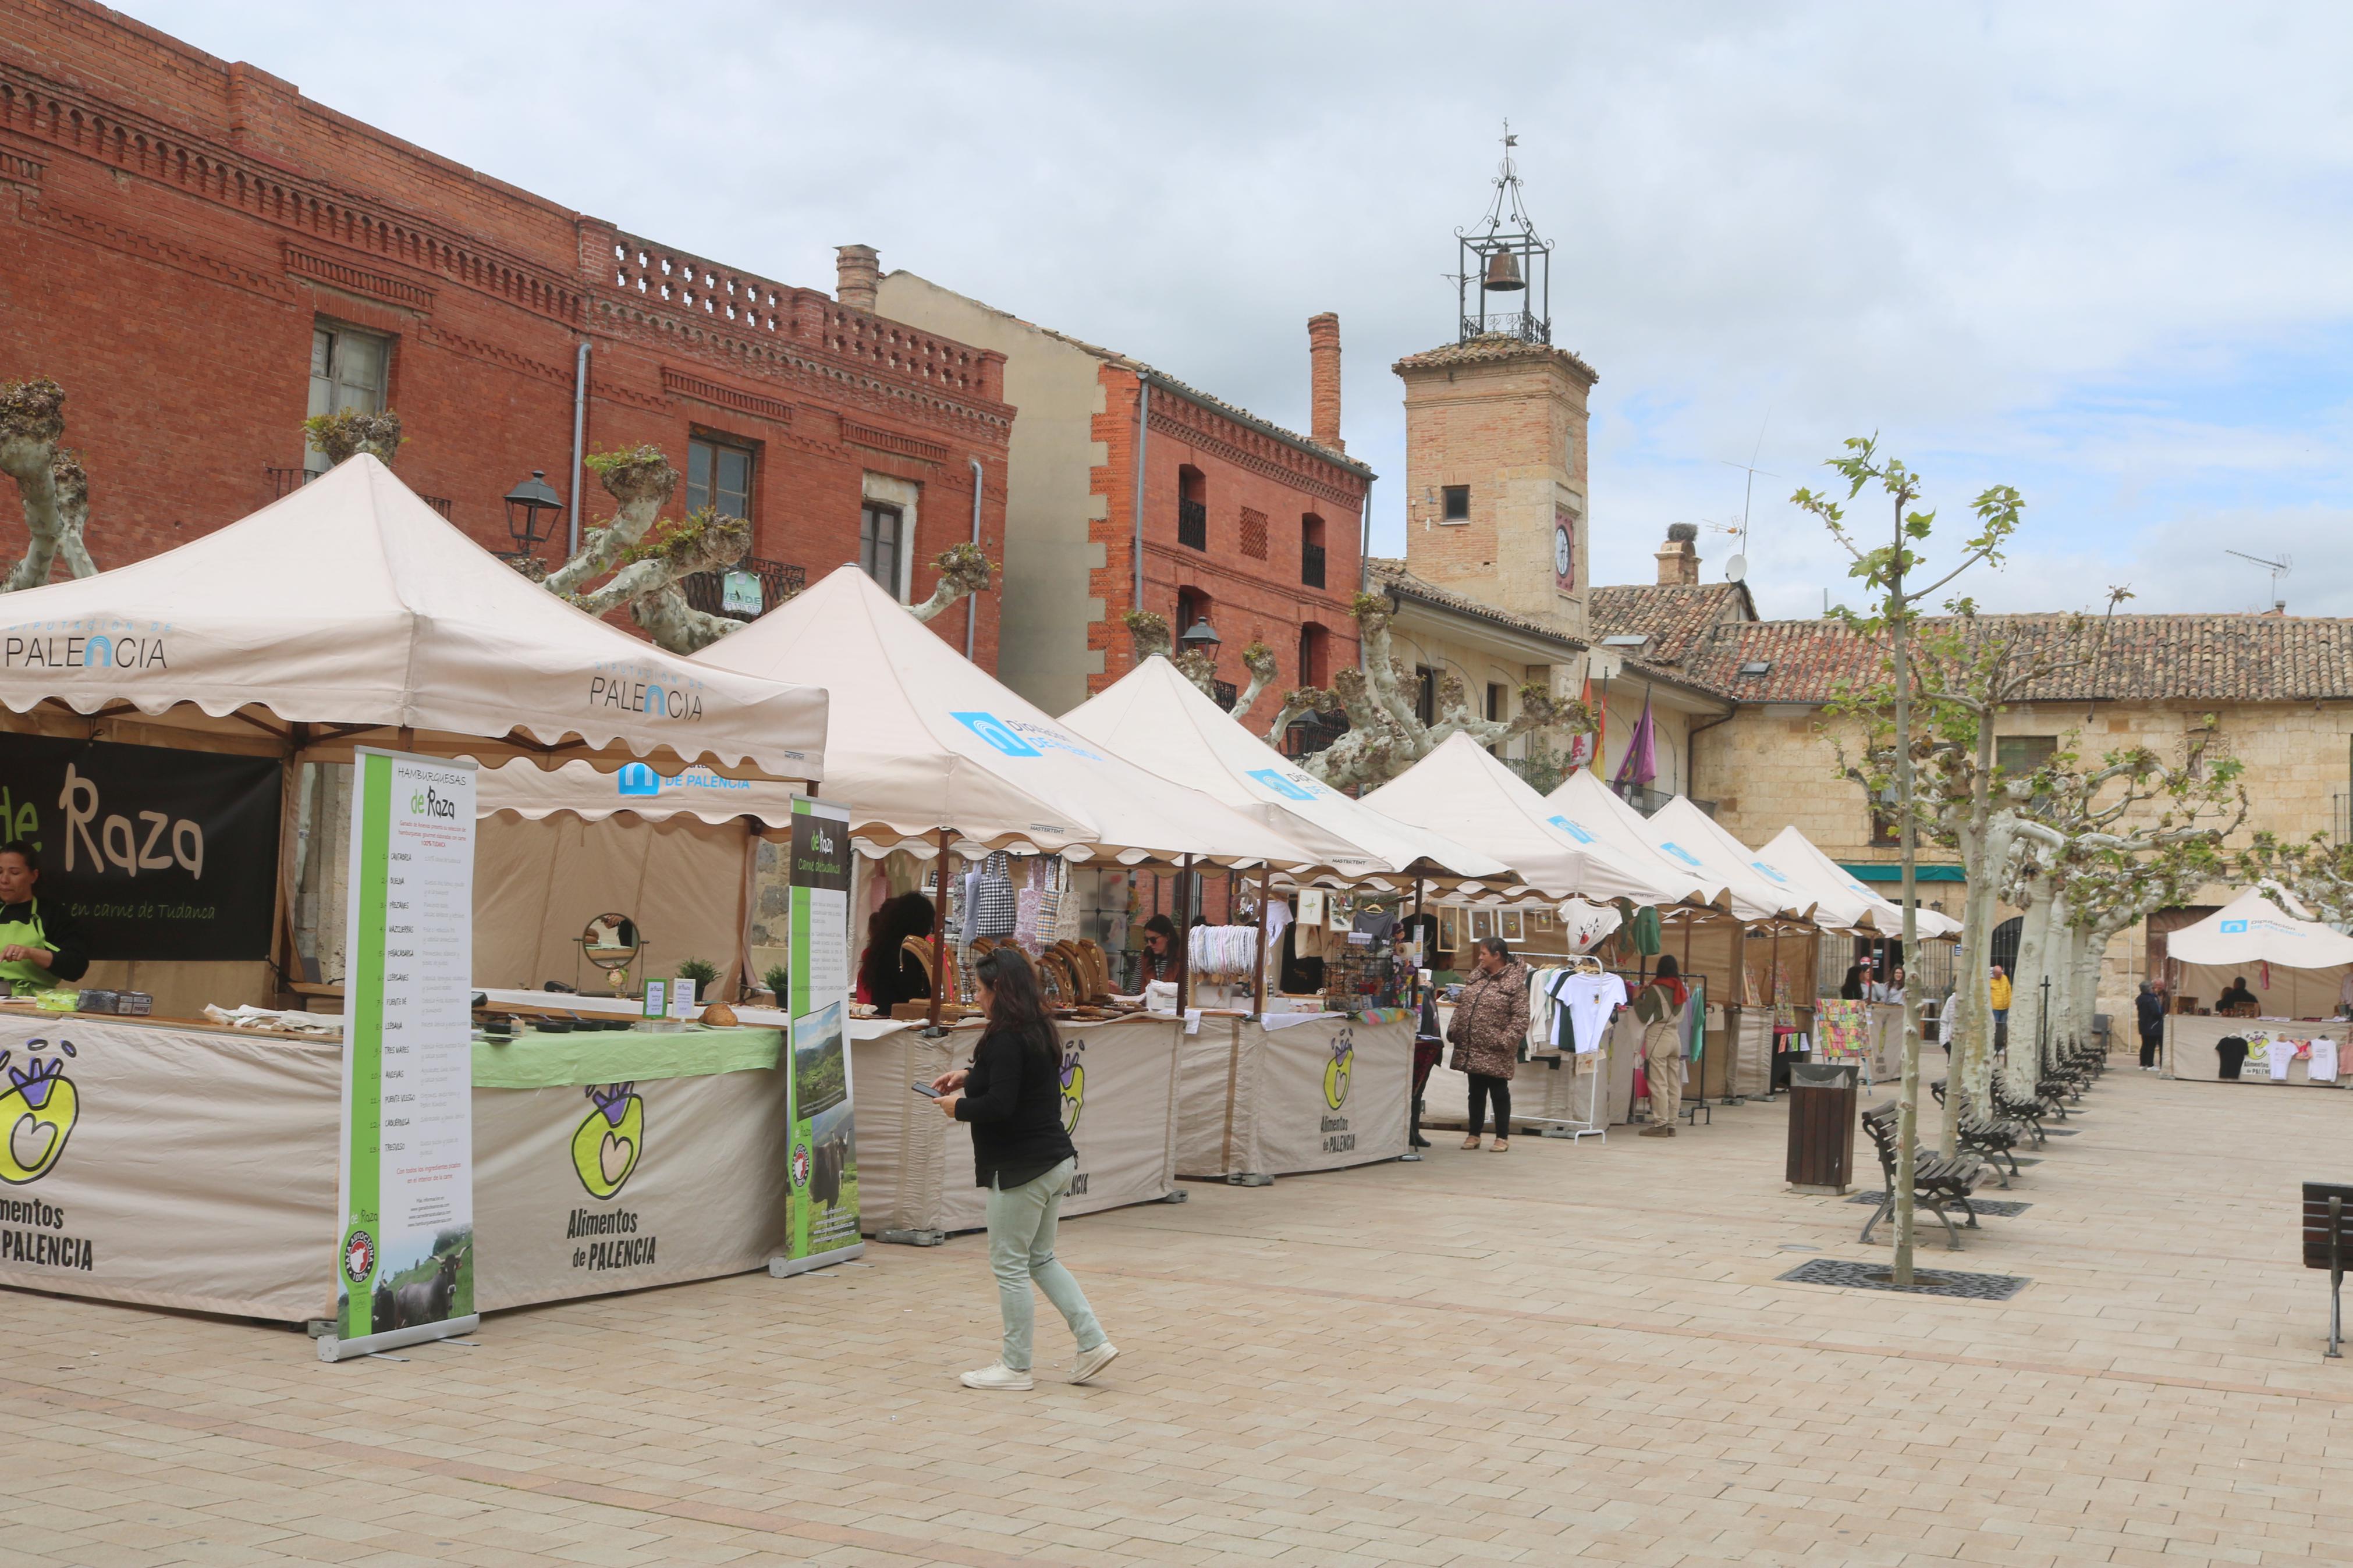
[325,749,479,1361]
[773,797,861,1276]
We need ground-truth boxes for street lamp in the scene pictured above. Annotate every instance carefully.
[1179,616,1222,665]
[503,470,565,555]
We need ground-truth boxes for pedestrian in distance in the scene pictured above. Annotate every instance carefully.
[2136,979,2165,1071]
[1839,963,1866,1001]
[1635,955,1690,1137]
[1447,936,1528,1151]
[929,947,1117,1392]
[1989,964,2012,1055]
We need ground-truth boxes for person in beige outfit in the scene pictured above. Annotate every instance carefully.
[1634,958,1689,1138]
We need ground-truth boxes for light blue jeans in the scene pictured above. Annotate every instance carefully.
[985,1156,1104,1371]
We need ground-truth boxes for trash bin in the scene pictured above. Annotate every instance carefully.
[1785,1059,1859,1194]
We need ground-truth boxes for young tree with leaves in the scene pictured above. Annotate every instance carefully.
[1794,436,2021,1286]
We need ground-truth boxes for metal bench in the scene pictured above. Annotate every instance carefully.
[1859,1104,1988,1250]
[1929,1079,2025,1185]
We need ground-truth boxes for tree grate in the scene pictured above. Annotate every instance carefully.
[1777,1256,2031,1300]
[2042,1128,2081,1136]
[1846,1192,2032,1217]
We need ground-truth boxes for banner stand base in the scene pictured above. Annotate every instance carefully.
[768,1243,867,1279]
[317,1314,481,1363]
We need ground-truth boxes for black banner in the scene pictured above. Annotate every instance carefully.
[0,736,281,961]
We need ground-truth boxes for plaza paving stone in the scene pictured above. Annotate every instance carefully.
[2,1061,2349,1565]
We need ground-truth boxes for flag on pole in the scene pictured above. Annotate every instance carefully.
[1565,676,1598,767]
[1613,688,1658,790]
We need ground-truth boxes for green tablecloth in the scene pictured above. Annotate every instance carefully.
[471,1025,784,1089]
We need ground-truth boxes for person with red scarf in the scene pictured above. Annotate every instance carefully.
[1637,955,1690,1137]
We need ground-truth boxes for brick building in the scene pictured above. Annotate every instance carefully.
[0,0,1012,660]
[868,259,1372,732]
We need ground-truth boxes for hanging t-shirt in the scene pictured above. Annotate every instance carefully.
[2267,1040,2298,1081]
[1555,971,1628,1054]
[2309,1039,2339,1081]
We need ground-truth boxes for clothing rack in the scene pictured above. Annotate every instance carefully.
[1522,962,1619,1143]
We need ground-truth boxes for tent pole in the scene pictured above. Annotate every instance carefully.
[1410,875,1426,1010]
[928,827,950,1032]
[1250,864,1271,1020]
[1175,854,1194,1014]
[1769,923,1784,1097]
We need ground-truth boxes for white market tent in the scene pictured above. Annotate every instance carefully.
[1060,656,1515,888]
[0,455,828,778]
[1541,769,1790,921]
[2165,889,2353,1018]
[690,566,1315,868]
[1760,826,1960,939]
[1359,733,1691,906]
[1534,767,1718,908]
[1641,795,1816,924]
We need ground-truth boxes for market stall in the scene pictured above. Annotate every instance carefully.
[2162,890,2353,1087]
[1174,1009,1415,1181]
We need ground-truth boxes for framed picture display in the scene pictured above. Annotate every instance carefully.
[1470,910,1494,941]
[1531,909,1553,930]
[1500,910,1525,942]
[1439,906,1461,954]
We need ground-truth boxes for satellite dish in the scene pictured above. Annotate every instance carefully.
[1724,553,1748,583]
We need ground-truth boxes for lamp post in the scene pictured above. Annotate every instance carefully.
[1179,616,1222,663]
[503,470,565,559]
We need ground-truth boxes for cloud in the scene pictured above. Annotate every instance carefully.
[121,0,2353,620]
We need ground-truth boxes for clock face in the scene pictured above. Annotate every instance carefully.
[1553,524,1573,582]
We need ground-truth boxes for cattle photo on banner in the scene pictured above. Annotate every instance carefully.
[0,734,280,960]
[322,749,480,1361]
[773,797,862,1275]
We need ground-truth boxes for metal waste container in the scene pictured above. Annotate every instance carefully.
[1785,1060,1859,1194]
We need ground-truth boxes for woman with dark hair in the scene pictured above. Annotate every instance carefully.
[931,947,1117,1391]
[1839,963,1865,1001]
[1637,953,1691,1137]
[1138,913,1180,986]
[858,892,935,1012]
[1446,936,1527,1151]
[0,839,87,993]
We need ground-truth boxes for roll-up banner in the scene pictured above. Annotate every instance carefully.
[0,734,281,960]
[772,797,861,1275]
[321,749,480,1361]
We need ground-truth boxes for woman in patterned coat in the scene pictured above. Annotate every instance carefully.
[1447,937,1529,1151]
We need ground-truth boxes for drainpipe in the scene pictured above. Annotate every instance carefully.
[1358,475,1373,593]
[966,457,984,660]
[566,340,591,557]
[1131,376,1149,620]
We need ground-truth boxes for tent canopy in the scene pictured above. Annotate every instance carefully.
[2166,889,2353,968]
[1759,826,1960,938]
[1639,794,1815,923]
[0,456,826,778]
[1360,734,1691,906]
[1061,656,1514,887]
[691,567,1316,866]
[1541,769,1779,920]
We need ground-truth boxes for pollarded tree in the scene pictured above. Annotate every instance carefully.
[0,377,97,589]
[2234,831,2353,925]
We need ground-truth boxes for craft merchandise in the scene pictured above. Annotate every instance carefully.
[1296,889,1325,927]
[1264,898,1291,954]
[2267,1039,2297,1081]
[972,852,1017,940]
[1527,962,1626,1055]
[2310,1039,2339,1080]
[1187,924,1261,984]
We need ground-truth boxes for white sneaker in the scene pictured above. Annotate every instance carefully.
[1070,1342,1120,1385]
[960,1363,1034,1391]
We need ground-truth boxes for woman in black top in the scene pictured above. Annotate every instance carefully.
[931,947,1118,1391]
[1839,964,1865,1002]
[858,893,935,1012]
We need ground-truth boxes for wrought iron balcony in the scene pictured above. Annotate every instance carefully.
[1177,497,1207,552]
[1283,711,1348,760]
[1612,781,1715,819]
[1458,310,1551,346]
[1213,680,1238,712]
[1301,541,1326,589]
[682,557,807,621]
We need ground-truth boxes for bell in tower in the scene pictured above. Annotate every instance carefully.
[1457,123,1551,343]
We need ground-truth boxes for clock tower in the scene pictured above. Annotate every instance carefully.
[1394,133,1592,641]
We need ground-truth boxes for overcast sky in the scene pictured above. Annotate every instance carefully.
[129,1,2353,620]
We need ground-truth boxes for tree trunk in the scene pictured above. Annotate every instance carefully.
[2004,877,2052,1100]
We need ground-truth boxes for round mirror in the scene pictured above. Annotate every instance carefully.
[582,913,642,969]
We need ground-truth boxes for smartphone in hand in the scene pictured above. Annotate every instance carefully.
[910,1081,942,1098]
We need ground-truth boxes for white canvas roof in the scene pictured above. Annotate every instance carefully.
[2166,888,2353,969]
[691,567,1317,866]
[1359,733,1692,905]
[475,758,801,826]
[1539,769,1745,914]
[1760,826,1961,938]
[1061,656,1514,887]
[1640,794,1816,923]
[0,456,827,778]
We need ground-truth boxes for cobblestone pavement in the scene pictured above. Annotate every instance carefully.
[4,1062,2349,1566]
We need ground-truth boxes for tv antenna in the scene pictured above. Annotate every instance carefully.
[1716,413,1776,558]
[2224,548,2291,611]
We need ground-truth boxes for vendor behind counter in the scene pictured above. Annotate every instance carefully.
[0,838,90,992]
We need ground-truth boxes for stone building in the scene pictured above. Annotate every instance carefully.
[866,260,1373,731]
[0,0,1012,660]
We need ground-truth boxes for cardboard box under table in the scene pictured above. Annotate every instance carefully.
[0,1009,794,1322]
[1176,1010,1413,1181]
[851,1013,1181,1240]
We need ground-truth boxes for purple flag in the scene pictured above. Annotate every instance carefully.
[1613,690,1658,789]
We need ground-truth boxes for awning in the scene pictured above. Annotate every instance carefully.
[1841,863,1967,883]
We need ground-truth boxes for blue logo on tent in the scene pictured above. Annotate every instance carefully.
[2219,919,2248,933]
[1546,815,1596,845]
[1246,768,1318,802]
[1660,842,1703,868]
[1749,859,1790,885]
[952,712,1042,758]
[616,762,661,797]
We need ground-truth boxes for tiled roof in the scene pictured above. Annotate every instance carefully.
[1367,559,1584,649]
[1681,614,2353,704]
[1391,334,1599,384]
[1587,582,1757,667]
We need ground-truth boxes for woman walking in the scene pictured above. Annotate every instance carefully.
[1447,936,1528,1151]
[931,947,1117,1391]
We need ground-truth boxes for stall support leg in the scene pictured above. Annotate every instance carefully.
[1175,854,1194,1015]
[1249,864,1270,1020]
[2330,1196,2344,1360]
[1409,876,1425,1010]
[927,827,950,1033]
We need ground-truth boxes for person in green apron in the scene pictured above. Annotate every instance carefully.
[0,840,90,993]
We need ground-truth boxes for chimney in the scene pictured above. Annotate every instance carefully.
[1655,522,1700,586]
[835,244,879,312]
[1307,312,1343,451]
